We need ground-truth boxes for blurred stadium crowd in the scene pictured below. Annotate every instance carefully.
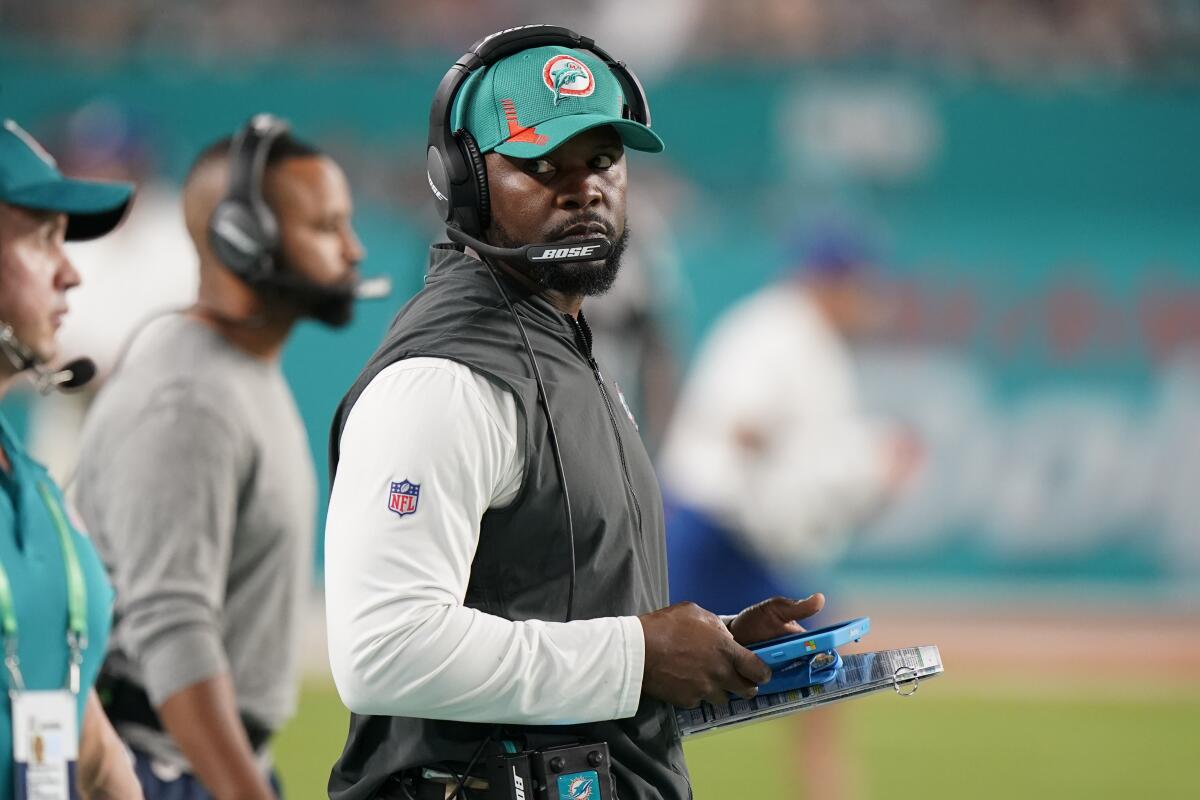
[6,0,1200,77]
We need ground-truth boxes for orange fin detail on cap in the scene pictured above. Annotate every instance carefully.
[500,99,549,145]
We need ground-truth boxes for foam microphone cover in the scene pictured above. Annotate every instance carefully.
[58,357,96,390]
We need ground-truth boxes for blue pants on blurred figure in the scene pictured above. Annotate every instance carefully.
[132,749,284,800]
[664,493,833,627]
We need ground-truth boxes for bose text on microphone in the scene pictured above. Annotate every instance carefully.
[445,226,613,268]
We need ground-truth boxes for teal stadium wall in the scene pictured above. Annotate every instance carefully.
[4,43,1198,596]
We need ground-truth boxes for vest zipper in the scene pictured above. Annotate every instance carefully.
[568,314,644,534]
[590,357,644,533]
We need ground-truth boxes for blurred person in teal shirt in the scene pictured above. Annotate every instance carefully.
[0,118,142,799]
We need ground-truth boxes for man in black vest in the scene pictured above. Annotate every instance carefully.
[324,28,826,800]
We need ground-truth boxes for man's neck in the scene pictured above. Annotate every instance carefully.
[0,367,19,404]
[187,305,295,361]
[0,362,18,473]
[464,246,584,318]
[193,263,297,360]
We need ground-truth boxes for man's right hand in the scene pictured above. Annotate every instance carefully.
[638,602,772,708]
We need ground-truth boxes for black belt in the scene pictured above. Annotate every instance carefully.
[96,669,272,752]
[375,774,484,800]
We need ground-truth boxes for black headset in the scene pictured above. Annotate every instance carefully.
[425,24,652,237]
[208,113,290,284]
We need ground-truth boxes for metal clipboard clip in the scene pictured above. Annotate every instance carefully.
[892,664,920,696]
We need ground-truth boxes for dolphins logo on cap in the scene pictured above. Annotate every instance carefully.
[543,55,595,105]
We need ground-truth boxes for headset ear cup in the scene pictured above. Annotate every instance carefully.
[211,115,287,283]
[426,145,453,223]
[208,200,269,282]
[458,130,491,233]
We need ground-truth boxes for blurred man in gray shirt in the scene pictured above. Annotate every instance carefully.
[74,116,365,800]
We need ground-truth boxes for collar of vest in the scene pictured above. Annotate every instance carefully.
[427,243,580,337]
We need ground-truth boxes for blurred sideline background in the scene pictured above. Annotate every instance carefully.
[3,1,1199,797]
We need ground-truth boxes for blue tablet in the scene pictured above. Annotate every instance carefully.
[749,617,870,669]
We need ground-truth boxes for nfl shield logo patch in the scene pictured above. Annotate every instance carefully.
[388,480,420,517]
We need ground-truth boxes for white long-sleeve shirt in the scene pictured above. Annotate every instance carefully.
[660,284,893,569]
[324,358,645,724]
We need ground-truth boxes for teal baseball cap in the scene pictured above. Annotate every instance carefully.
[452,45,664,159]
[0,119,133,241]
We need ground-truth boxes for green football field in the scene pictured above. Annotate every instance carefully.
[273,680,1200,798]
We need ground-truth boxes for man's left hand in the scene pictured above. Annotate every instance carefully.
[728,593,826,647]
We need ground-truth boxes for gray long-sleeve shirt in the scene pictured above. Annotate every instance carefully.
[73,315,315,768]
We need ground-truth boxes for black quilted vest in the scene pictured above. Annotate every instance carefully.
[327,245,690,800]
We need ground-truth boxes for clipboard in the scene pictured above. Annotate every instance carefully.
[675,645,943,738]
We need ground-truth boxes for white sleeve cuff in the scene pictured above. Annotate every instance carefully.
[616,615,646,719]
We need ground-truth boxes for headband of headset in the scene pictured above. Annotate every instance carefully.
[426,25,651,235]
[208,113,290,281]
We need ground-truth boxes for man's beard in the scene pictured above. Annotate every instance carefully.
[258,256,356,329]
[491,216,629,297]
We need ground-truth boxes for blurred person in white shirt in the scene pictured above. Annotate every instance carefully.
[659,222,919,800]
